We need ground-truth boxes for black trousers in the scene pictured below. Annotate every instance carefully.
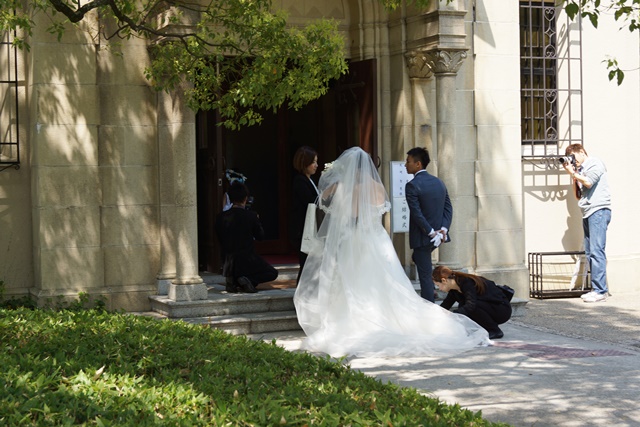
[225,252,278,286]
[465,301,512,333]
[296,251,308,285]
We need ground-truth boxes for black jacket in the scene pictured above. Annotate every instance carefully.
[440,277,510,316]
[215,207,276,280]
[215,207,264,259]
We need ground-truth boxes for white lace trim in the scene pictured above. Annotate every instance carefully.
[378,201,391,215]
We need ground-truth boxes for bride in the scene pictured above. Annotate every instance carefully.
[294,147,490,357]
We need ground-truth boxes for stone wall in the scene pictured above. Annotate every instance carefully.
[27,11,160,311]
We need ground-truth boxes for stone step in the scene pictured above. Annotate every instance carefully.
[146,278,528,336]
[181,310,300,335]
[200,265,299,285]
[149,286,296,318]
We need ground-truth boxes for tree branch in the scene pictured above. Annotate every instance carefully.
[48,0,112,23]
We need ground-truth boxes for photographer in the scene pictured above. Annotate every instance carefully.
[215,182,278,293]
[561,144,612,303]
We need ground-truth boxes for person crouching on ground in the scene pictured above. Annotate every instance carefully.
[432,266,512,339]
[215,182,278,293]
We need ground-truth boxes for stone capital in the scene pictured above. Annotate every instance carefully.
[405,48,468,79]
[428,49,468,75]
[405,50,435,79]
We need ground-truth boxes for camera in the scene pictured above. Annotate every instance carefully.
[245,196,254,210]
[558,154,577,168]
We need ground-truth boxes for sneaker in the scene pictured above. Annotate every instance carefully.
[580,291,597,300]
[583,292,607,303]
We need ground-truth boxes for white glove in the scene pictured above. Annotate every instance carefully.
[430,233,443,248]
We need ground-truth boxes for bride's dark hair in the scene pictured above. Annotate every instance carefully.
[432,265,487,294]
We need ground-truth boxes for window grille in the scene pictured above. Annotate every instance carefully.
[520,1,583,160]
[0,25,20,171]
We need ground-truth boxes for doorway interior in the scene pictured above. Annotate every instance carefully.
[196,59,377,273]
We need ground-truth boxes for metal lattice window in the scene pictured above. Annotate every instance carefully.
[1,25,20,171]
[520,1,583,159]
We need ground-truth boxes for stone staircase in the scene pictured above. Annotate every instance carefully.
[147,265,528,335]
[148,265,302,335]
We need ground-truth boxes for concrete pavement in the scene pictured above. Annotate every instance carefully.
[250,290,640,427]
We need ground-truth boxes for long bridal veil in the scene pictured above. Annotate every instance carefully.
[294,147,489,357]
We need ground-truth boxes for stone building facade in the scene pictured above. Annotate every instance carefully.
[1,1,638,311]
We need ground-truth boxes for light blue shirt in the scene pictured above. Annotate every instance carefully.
[578,156,611,218]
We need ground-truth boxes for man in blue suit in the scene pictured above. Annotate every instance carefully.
[405,147,453,302]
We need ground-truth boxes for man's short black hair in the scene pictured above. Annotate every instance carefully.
[227,181,249,203]
[406,147,430,169]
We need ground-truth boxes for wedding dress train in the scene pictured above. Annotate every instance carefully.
[293,147,489,357]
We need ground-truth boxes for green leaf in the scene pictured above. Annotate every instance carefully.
[565,3,580,20]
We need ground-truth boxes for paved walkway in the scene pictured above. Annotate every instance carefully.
[252,290,640,427]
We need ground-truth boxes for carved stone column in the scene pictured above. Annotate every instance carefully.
[171,123,207,297]
[157,87,207,302]
[427,49,467,270]
[404,49,435,279]
[405,48,468,270]
[156,90,176,295]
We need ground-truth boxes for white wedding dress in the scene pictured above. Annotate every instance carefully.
[294,147,489,357]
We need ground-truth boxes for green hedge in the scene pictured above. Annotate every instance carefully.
[0,308,508,426]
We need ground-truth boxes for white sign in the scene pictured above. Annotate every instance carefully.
[390,161,413,233]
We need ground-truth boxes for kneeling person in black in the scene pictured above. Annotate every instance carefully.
[433,266,512,339]
[215,182,278,293]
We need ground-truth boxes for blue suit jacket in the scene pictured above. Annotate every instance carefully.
[405,170,453,249]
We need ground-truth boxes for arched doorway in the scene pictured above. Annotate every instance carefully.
[196,59,377,273]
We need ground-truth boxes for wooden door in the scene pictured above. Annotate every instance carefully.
[196,111,225,272]
[334,58,378,163]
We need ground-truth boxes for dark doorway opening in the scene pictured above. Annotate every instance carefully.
[196,59,377,273]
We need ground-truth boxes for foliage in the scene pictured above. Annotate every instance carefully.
[0,0,347,129]
[380,0,434,10]
[0,308,510,426]
[560,0,640,85]
[50,292,108,312]
[603,57,625,85]
[0,281,37,310]
[0,279,106,311]
[562,0,640,31]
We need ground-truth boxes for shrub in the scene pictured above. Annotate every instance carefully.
[0,308,508,426]
[0,283,106,311]
[0,281,37,310]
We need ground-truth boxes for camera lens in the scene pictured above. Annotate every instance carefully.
[558,155,575,165]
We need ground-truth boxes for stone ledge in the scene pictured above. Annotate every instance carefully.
[510,297,528,317]
[168,283,208,301]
